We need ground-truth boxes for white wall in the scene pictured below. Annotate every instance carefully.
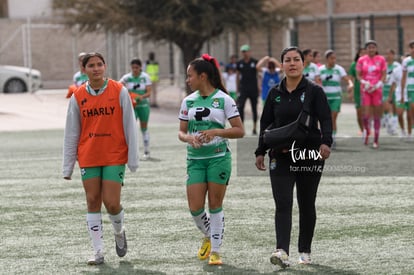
[8,0,52,18]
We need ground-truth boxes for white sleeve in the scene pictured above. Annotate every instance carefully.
[120,86,139,172]
[72,72,78,83]
[144,73,152,85]
[393,66,403,83]
[224,95,240,120]
[119,74,127,84]
[339,65,347,78]
[62,95,81,178]
[313,63,320,76]
[401,58,408,72]
[178,98,189,121]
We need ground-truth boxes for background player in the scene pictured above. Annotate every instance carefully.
[120,59,152,159]
[357,40,387,148]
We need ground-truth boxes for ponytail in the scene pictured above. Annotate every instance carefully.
[190,54,228,94]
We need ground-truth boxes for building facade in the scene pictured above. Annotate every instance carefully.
[0,0,414,88]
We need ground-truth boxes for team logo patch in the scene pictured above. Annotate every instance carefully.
[211,98,220,108]
[219,172,227,180]
[300,93,305,103]
[81,168,86,176]
[270,159,277,170]
[275,96,281,103]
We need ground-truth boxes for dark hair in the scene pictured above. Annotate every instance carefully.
[130,58,142,66]
[387,49,395,55]
[190,55,227,93]
[324,49,334,59]
[365,40,377,48]
[280,46,304,63]
[82,52,105,67]
[78,52,87,62]
[354,48,365,62]
[312,50,320,58]
[409,40,414,48]
[225,64,236,73]
[303,48,312,56]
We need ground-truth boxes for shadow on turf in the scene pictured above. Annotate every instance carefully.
[140,157,162,162]
[203,262,360,274]
[82,260,166,275]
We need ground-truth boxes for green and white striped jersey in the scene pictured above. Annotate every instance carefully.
[384,61,401,95]
[319,64,347,100]
[73,71,88,87]
[402,56,414,92]
[303,62,320,83]
[119,72,152,106]
[389,65,405,101]
[179,89,240,159]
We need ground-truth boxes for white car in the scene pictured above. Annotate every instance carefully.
[0,65,42,93]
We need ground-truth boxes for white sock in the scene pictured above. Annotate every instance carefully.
[381,115,387,127]
[109,209,124,234]
[191,209,210,237]
[392,116,398,129]
[210,209,224,253]
[142,130,150,153]
[86,213,103,253]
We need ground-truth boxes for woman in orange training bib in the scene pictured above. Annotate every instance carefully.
[62,52,138,265]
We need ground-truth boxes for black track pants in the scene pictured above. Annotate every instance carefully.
[268,154,324,255]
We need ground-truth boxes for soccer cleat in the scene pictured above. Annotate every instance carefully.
[298,252,312,264]
[388,127,398,136]
[142,151,150,160]
[87,250,104,265]
[197,237,211,260]
[208,252,223,265]
[270,249,290,269]
[115,229,127,257]
[372,142,379,149]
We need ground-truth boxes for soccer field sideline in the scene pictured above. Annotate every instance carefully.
[0,86,359,134]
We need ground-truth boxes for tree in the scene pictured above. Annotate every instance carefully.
[53,0,306,88]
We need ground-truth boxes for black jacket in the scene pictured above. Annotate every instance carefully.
[255,77,333,156]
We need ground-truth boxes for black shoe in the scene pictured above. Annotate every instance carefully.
[252,129,257,135]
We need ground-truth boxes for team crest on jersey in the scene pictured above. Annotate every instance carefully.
[300,93,305,103]
[270,158,277,170]
[211,98,220,108]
